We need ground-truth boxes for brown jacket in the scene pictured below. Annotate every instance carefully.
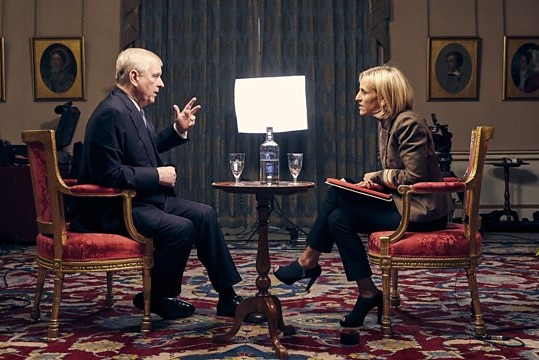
[370,110,453,222]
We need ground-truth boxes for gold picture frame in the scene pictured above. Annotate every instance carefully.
[0,37,5,102]
[427,37,480,101]
[503,36,539,100]
[31,37,85,101]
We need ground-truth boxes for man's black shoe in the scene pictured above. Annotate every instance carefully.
[216,295,267,323]
[216,294,243,317]
[133,292,195,320]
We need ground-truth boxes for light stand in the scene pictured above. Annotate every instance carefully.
[272,196,309,243]
[234,75,309,242]
[242,196,309,243]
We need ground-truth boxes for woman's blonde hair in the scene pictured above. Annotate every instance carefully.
[359,65,414,119]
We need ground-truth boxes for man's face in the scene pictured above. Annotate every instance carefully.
[446,55,458,71]
[134,57,164,107]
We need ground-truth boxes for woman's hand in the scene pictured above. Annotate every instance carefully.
[359,171,377,188]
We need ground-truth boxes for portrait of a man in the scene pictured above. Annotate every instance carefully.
[511,43,539,94]
[40,44,77,94]
[435,43,472,94]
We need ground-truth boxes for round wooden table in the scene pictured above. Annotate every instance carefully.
[211,180,315,360]
[486,159,529,222]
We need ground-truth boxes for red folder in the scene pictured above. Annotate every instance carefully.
[325,177,393,202]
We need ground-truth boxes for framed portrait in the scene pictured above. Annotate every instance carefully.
[427,37,480,101]
[0,37,5,102]
[503,36,539,100]
[31,37,85,101]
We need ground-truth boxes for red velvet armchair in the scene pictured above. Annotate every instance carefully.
[368,126,494,338]
[21,130,154,341]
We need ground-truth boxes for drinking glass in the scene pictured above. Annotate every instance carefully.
[229,153,245,184]
[287,153,303,183]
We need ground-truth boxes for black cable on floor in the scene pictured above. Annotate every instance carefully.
[450,270,528,349]
[475,333,525,347]
[0,296,31,311]
[0,249,33,310]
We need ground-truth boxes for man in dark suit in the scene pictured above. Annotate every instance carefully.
[71,48,242,320]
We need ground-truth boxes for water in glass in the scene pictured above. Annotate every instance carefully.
[229,153,245,183]
[287,153,303,183]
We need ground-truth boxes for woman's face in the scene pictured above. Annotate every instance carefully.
[355,85,381,116]
[50,53,65,72]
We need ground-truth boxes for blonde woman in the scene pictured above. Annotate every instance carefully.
[274,65,453,327]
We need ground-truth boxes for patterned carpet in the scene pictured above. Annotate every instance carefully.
[0,232,538,359]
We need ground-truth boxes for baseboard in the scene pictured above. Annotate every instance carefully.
[480,215,539,232]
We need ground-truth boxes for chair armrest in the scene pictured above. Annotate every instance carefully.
[59,183,150,244]
[410,181,466,193]
[442,176,461,182]
[66,183,135,197]
[63,178,78,186]
[379,180,466,244]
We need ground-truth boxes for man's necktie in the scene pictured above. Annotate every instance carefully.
[140,110,154,133]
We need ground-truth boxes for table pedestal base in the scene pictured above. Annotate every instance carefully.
[484,208,519,223]
[482,159,529,231]
[213,294,296,359]
[211,181,315,360]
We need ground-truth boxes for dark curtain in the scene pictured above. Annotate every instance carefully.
[135,0,381,229]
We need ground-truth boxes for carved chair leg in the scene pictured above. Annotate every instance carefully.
[391,268,401,308]
[140,265,152,334]
[380,264,392,337]
[31,267,46,321]
[466,268,486,337]
[106,272,114,307]
[46,271,64,342]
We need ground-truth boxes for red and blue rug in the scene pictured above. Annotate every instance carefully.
[0,232,538,359]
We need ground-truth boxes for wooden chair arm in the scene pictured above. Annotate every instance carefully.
[380,181,466,244]
[58,183,150,245]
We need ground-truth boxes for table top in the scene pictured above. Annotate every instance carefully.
[212,180,315,195]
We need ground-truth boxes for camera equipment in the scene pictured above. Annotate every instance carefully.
[429,114,454,177]
[54,101,80,164]
[0,139,14,166]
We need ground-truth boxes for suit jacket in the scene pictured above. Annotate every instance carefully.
[370,110,453,223]
[71,87,188,233]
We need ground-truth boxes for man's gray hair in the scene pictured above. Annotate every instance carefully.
[115,48,161,84]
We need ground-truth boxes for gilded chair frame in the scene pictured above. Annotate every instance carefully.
[368,126,494,338]
[22,130,154,341]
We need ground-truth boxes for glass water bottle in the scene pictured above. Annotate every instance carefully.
[260,126,279,184]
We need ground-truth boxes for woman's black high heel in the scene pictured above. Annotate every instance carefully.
[273,260,322,291]
[340,291,383,327]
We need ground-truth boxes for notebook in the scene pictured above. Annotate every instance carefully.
[325,177,393,202]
